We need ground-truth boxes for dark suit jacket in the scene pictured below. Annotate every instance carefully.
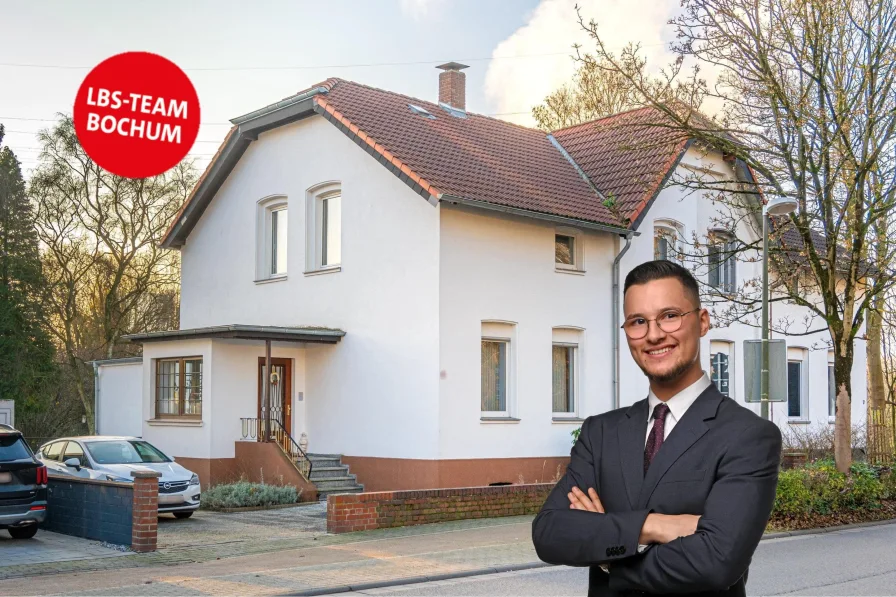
[532,384,782,596]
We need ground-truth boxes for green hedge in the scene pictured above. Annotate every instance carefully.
[774,459,894,517]
[201,481,300,510]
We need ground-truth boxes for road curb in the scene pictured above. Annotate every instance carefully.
[282,518,896,595]
[762,516,896,540]
[282,562,553,596]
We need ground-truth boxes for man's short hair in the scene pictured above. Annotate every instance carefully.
[624,260,701,307]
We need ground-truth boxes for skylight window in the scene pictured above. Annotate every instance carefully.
[408,104,435,119]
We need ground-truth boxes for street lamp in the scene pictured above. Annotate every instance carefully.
[761,195,799,419]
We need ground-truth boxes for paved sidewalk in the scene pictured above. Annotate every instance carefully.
[0,515,538,596]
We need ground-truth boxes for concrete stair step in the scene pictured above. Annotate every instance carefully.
[313,476,359,491]
[309,466,351,480]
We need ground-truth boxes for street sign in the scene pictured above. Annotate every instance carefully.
[743,339,788,403]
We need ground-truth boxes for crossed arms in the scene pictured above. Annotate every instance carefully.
[531,415,782,594]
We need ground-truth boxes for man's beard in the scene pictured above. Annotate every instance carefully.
[641,357,692,384]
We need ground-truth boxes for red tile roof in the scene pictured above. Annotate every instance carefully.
[164,80,696,246]
[316,79,627,228]
[551,107,690,228]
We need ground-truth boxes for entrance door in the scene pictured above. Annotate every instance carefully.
[258,358,292,435]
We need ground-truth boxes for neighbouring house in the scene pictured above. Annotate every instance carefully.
[95,63,867,498]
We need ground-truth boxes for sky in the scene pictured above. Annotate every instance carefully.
[0,0,679,178]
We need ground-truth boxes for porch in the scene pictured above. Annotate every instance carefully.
[123,325,360,499]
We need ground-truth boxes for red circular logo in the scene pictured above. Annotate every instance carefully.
[73,52,200,178]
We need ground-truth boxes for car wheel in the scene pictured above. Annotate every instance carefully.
[173,511,193,519]
[8,525,38,539]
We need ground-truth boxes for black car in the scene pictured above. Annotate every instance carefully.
[0,426,48,539]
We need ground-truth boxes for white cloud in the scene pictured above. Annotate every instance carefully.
[400,0,445,20]
[484,0,679,127]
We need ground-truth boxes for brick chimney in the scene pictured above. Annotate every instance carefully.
[437,62,469,111]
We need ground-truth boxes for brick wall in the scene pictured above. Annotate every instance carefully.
[45,477,134,546]
[44,470,162,550]
[327,483,554,534]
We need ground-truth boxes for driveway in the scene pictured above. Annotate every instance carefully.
[0,529,128,568]
[157,502,327,550]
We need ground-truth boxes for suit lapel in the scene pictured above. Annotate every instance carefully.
[637,385,723,508]
[618,399,648,509]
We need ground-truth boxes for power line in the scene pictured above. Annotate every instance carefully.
[0,51,579,72]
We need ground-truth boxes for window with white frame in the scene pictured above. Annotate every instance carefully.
[654,221,683,263]
[555,227,583,271]
[828,351,836,418]
[255,196,288,281]
[481,321,516,417]
[787,347,808,419]
[710,340,733,397]
[708,232,737,293]
[305,183,342,273]
[552,327,583,416]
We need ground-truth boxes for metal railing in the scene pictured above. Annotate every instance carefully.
[240,417,312,480]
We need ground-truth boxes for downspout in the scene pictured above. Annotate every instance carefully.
[93,362,100,434]
[613,233,635,410]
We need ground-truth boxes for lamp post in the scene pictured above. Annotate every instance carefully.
[761,195,799,419]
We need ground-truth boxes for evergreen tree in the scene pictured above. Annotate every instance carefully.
[0,124,56,412]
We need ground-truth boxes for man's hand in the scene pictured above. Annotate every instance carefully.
[639,513,701,544]
[568,486,605,513]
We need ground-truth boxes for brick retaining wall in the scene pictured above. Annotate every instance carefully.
[327,483,554,534]
[44,470,161,550]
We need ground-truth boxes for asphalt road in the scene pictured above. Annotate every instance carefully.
[352,522,896,596]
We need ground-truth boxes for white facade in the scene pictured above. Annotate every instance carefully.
[99,114,868,474]
[95,359,142,437]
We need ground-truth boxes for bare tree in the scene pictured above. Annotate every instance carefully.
[569,0,896,471]
[29,116,193,430]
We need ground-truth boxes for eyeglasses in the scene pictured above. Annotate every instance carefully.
[621,309,700,339]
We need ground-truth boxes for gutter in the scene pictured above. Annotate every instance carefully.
[230,86,329,125]
[441,195,635,237]
[612,233,635,410]
[93,361,100,434]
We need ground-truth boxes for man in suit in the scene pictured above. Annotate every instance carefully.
[533,260,782,596]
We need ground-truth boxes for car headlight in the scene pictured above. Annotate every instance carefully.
[189,473,200,486]
[105,474,129,482]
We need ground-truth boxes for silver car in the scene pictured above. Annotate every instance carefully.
[37,436,201,518]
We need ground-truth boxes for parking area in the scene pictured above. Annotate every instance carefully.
[0,530,128,567]
[157,502,328,550]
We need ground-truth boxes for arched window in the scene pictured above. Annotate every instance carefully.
[654,220,684,263]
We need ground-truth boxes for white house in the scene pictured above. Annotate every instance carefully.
[96,64,867,497]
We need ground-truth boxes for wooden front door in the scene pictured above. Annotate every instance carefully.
[258,358,292,434]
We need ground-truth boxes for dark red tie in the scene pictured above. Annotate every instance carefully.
[644,403,670,473]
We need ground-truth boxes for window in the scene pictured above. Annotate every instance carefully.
[62,441,88,468]
[554,227,584,272]
[555,234,575,267]
[552,327,583,417]
[271,207,288,275]
[481,321,516,418]
[828,352,836,417]
[155,357,203,418]
[654,221,683,263]
[42,441,64,462]
[552,345,576,413]
[0,435,32,462]
[708,236,737,293]
[710,341,733,397]
[255,195,288,281]
[481,340,508,413]
[787,360,802,417]
[321,194,341,267]
[306,183,342,273]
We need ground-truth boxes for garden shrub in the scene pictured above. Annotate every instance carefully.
[201,481,300,510]
[773,458,884,518]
